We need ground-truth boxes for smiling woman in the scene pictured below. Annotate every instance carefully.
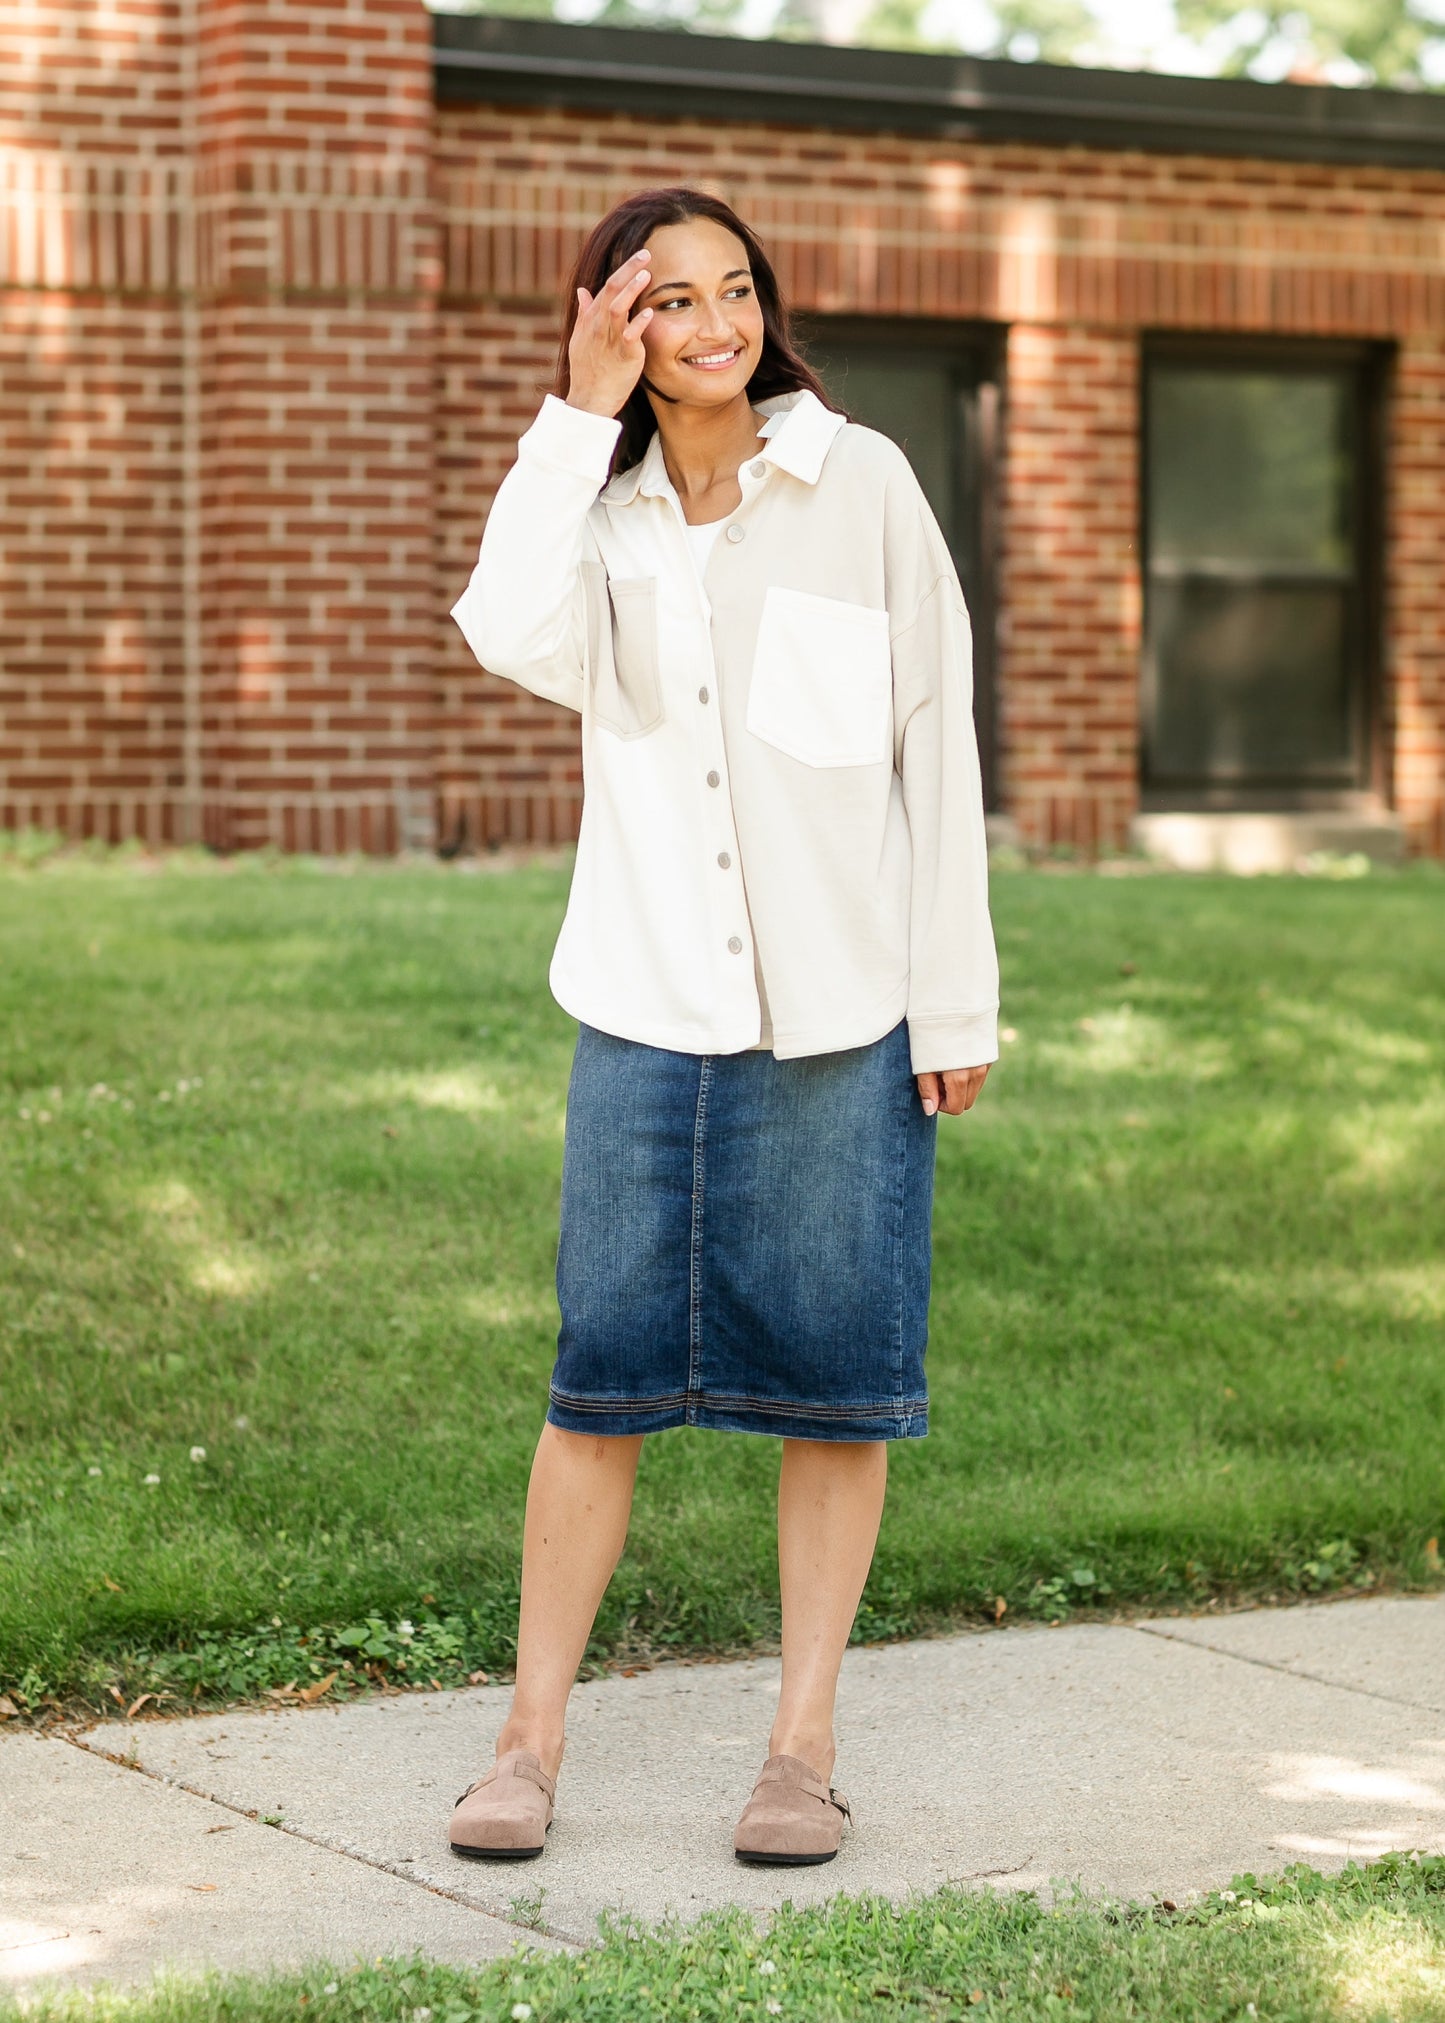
[448,186,999,1872]
[550,189,831,483]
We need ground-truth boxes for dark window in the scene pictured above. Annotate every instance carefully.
[799,321,1002,808]
[1143,346,1382,802]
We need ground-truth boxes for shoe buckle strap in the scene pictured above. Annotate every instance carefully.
[510,1758,556,1801]
[454,1767,497,1807]
[755,1758,828,1804]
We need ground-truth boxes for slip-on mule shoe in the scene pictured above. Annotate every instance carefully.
[450,1748,555,1859]
[733,1752,851,1865]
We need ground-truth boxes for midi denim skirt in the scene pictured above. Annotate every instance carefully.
[549,1016,937,1442]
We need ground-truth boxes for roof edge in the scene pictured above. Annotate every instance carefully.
[432,14,1445,171]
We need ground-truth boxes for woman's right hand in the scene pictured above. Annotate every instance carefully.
[566,250,654,419]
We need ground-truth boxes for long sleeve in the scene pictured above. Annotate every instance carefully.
[886,473,1000,1075]
[449,395,622,713]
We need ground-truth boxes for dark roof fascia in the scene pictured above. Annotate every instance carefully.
[433,14,1445,172]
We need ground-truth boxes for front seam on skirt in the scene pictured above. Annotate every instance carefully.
[686,1051,711,1427]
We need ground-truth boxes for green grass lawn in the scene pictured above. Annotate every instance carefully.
[5,1857,1444,2022]
[1,851,1442,1712]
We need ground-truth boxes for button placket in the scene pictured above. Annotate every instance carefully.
[675,466,763,998]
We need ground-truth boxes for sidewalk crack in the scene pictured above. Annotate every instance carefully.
[57,1733,580,1950]
[1129,1624,1444,1717]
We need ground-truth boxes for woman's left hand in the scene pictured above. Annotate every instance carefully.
[916,1065,990,1117]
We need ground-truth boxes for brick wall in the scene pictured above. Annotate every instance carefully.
[1390,338,1445,858]
[997,325,1139,852]
[4,3,1445,852]
[0,0,188,840]
[2,0,439,849]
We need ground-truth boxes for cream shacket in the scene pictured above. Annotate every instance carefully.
[450,388,999,1073]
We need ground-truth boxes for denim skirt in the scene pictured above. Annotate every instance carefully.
[549,1016,937,1442]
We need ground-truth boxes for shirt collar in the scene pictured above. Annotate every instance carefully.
[600,387,846,507]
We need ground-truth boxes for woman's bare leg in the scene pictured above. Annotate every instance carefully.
[493,1422,644,1781]
[769,1438,888,1784]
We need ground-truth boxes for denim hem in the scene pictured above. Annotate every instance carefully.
[547,1390,928,1442]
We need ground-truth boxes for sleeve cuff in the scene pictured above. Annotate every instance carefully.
[519,394,623,483]
[907,1008,999,1075]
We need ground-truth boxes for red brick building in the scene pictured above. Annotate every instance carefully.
[3,3,1443,861]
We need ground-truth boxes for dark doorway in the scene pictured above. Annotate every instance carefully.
[1142,341,1384,805]
[799,320,1003,809]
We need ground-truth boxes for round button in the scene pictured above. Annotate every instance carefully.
[698,685,710,704]
[727,935,743,954]
[706,769,720,788]
[725,523,745,544]
[749,459,767,479]
[717,850,731,870]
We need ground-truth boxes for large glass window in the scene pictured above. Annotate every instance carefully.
[800,322,1001,807]
[1143,349,1379,798]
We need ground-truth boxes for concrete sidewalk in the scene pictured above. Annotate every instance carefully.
[4,1593,1443,1992]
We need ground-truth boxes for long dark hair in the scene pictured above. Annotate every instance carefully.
[552,187,835,477]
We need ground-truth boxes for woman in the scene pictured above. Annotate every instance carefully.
[449,187,998,1867]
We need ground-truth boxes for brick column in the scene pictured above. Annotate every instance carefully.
[1390,338,1445,858]
[998,324,1141,855]
[0,0,190,843]
[196,0,437,852]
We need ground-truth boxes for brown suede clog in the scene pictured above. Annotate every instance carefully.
[733,1752,851,1866]
[450,1748,556,1860]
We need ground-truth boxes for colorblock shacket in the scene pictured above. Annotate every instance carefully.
[450,388,999,1073]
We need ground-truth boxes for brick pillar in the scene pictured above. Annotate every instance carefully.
[0,1,190,843]
[1390,338,1445,858]
[196,0,437,852]
[998,324,1140,855]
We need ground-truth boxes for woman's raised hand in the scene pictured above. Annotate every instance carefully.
[565,250,654,419]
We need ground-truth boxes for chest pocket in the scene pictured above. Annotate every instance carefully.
[582,562,664,740]
[746,586,892,769]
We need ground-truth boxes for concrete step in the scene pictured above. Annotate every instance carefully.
[1131,808,1406,875]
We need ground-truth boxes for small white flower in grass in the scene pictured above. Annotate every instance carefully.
[758,1961,776,1976]
[767,2004,783,2017]
[144,1473,160,1486]
[322,1984,338,1997]
[233,1416,249,1431]
[189,1446,206,1464]
[1000,1027,1019,1043]
[1218,1890,1236,1903]
[413,2009,432,2022]
[88,1466,102,1477]
[511,2005,533,2021]
[158,1091,171,1103]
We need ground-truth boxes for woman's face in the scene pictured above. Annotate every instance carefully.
[636,217,765,410]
